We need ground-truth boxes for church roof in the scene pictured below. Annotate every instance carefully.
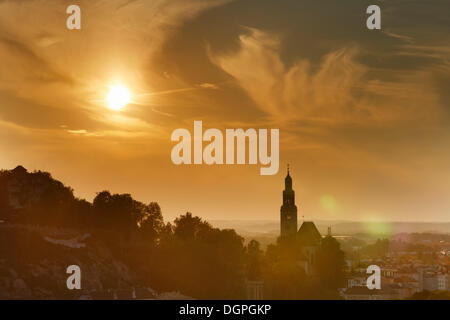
[297,221,322,246]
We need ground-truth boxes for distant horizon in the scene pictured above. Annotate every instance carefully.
[4,164,450,224]
[207,218,450,224]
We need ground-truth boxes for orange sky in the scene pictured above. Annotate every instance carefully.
[0,0,449,222]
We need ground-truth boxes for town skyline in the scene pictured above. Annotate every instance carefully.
[1,163,448,300]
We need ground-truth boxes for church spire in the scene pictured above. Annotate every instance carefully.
[280,164,297,237]
[285,164,292,191]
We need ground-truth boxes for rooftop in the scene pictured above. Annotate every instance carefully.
[297,221,322,246]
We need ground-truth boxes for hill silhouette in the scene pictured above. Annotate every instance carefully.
[0,166,247,299]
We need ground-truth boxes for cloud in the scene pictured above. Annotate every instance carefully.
[198,83,220,90]
[383,30,414,44]
[67,129,88,135]
[0,36,74,85]
[210,28,445,129]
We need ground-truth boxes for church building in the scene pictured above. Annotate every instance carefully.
[280,166,322,275]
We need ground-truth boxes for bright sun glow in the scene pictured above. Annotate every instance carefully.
[107,84,131,110]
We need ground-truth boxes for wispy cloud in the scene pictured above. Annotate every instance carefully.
[210,28,444,128]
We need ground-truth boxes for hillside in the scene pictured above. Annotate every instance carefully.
[0,166,246,299]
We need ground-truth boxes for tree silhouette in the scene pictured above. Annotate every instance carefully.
[173,212,211,240]
[138,202,164,244]
[316,236,345,290]
[247,240,263,281]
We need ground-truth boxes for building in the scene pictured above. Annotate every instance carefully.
[280,165,297,237]
[422,272,448,292]
[297,221,322,275]
[342,286,397,300]
[437,274,448,291]
[346,273,368,288]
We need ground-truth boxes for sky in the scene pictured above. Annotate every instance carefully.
[0,0,449,222]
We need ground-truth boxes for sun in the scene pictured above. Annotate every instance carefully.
[106,84,131,110]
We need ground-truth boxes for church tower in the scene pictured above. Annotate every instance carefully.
[280,165,298,237]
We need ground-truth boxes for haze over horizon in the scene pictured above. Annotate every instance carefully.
[1,0,450,222]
